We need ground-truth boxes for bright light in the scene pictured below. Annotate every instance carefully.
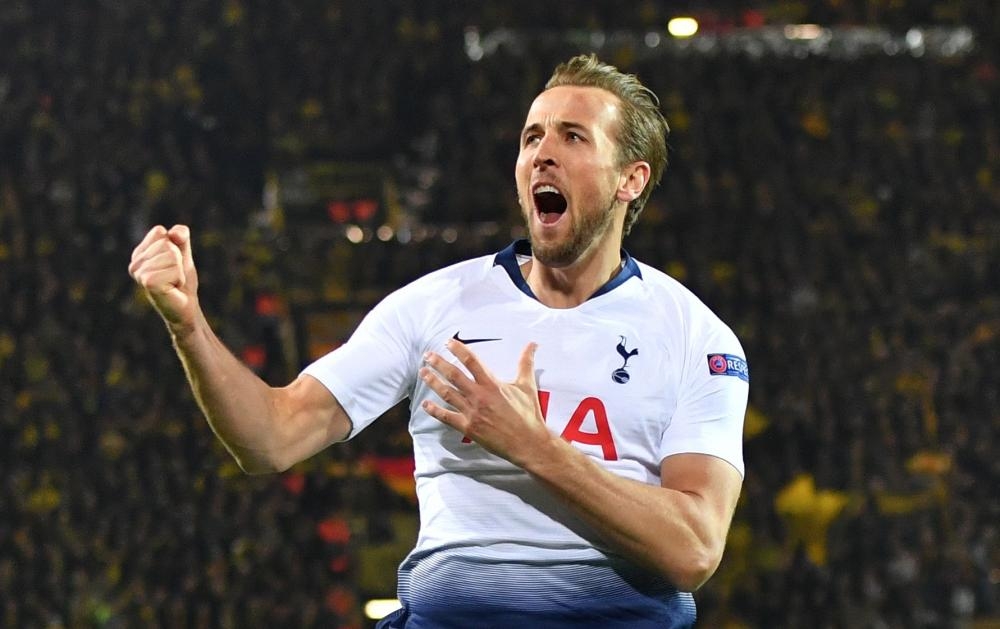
[464,28,484,61]
[345,225,364,244]
[667,17,698,38]
[364,599,402,620]
[784,24,824,40]
[376,225,394,241]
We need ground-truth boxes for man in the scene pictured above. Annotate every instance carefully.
[129,54,748,628]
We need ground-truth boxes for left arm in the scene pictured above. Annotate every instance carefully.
[527,443,741,591]
[421,340,743,592]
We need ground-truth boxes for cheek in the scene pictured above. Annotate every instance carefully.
[514,153,531,178]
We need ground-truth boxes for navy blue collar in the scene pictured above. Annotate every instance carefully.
[493,239,643,302]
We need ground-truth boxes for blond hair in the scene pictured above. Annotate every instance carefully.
[545,54,669,236]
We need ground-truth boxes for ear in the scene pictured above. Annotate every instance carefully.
[616,161,650,204]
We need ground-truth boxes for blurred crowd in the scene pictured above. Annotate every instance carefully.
[2,1,998,628]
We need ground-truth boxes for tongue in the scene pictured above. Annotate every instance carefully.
[539,211,562,225]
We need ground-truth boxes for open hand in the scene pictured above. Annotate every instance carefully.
[420,339,553,468]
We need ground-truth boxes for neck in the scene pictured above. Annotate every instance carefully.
[523,238,624,309]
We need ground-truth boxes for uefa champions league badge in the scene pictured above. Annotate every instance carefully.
[706,354,749,382]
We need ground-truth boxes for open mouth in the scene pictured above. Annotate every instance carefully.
[533,185,567,224]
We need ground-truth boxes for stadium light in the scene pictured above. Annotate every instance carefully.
[364,599,403,620]
[784,24,825,40]
[376,225,394,242]
[667,17,698,38]
[345,225,364,244]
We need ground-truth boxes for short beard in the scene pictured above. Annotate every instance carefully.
[522,193,618,268]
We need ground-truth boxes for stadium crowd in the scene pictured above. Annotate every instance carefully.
[1,1,998,627]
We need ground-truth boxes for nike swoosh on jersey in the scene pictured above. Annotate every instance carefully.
[452,332,502,344]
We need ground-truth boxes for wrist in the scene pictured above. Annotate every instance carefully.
[519,430,572,477]
[165,310,204,345]
[168,322,197,344]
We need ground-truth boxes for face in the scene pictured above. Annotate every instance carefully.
[515,85,628,268]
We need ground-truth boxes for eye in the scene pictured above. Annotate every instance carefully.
[524,133,541,146]
[567,131,583,142]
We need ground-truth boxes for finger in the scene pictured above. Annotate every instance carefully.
[423,350,477,392]
[420,398,466,432]
[515,342,539,388]
[128,237,180,279]
[129,225,168,267]
[445,338,493,383]
[139,265,185,294]
[419,365,469,413]
[133,245,185,292]
[167,224,194,269]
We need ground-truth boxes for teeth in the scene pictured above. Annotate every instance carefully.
[534,185,561,195]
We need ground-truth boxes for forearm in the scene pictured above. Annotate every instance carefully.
[170,313,289,473]
[523,438,727,591]
[130,224,347,472]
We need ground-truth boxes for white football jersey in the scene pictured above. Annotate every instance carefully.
[303,240,749,627]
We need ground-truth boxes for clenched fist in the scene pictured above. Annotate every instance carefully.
[128,224,200,335]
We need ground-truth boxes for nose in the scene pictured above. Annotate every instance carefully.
[532,135,557,169]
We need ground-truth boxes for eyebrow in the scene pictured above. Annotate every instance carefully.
[521,120,589,139]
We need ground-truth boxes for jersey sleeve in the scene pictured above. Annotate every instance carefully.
[301,287,421,440]
[659,318,748,477]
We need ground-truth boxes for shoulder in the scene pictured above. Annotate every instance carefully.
[633,262,749,391]
[381,252,498,305]
[632,261,737,340]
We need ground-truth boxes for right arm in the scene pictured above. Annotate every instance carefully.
[129,225,351,474]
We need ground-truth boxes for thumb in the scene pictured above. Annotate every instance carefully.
[516,342,539,388]
[167,224,191,256]
[165,224,197,292]
[167,224,196,276]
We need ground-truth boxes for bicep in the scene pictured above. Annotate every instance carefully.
[660,453,743,536]
[270,373,353,470]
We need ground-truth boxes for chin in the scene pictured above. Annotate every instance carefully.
[529,236,587,268]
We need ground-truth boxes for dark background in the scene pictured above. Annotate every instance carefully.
[1,1,997,627]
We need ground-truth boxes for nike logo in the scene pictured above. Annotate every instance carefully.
[452,332,502,345]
